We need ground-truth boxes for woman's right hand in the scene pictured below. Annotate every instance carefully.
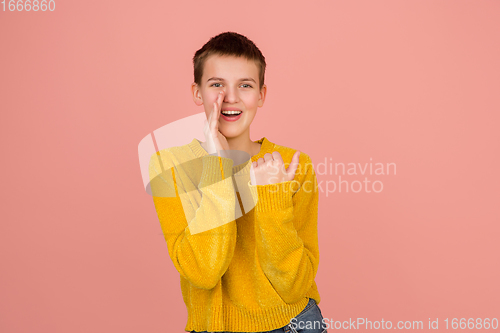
[203,91,230,159]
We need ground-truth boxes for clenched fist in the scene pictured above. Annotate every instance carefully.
[250,151,301,186]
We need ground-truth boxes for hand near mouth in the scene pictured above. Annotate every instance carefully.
[250,150,301,186]
[203,91,230,158]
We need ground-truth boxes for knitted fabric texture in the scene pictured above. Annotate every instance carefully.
[148,137,321,332]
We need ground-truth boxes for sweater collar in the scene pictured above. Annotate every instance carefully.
[188,137,275,174]
[188,137,275,161]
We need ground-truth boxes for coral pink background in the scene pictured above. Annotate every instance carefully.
[1,1,499,332]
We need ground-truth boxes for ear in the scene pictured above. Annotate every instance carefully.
[257,84,267,107]
[191,82,203,106]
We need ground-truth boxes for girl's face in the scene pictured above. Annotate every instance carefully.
[192,54,267,140]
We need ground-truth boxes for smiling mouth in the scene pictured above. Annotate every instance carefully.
[221,110,242,117]
[220,111,243,122]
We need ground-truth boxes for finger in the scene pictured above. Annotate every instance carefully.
[211,92,222,124]
[263,153,273,163]
[271,151,283,164]
[216,91,223,121]
[211,102,218,135]
[257,157,265,166]
[209,91,222,136]
[218,90,225,104]
[211,92,223,136]
[286,151,301,181]
[271,151,285,173]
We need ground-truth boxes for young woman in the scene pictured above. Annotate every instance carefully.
[149,32,326,333]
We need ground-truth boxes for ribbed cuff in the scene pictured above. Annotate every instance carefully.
[198,155,234,188]
[248,180,299,213]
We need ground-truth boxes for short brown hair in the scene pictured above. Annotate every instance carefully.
[193,31,266,90]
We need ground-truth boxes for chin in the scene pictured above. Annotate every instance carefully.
[219,126,242,139]
[220,132,240,140]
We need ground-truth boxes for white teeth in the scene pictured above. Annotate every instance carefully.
[221,111,242,115]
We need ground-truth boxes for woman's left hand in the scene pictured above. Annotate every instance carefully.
[250,151,300,185]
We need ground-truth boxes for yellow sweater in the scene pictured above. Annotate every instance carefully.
[148,137,321,332]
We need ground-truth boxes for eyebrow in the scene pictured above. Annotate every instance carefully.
[207,77,257,84]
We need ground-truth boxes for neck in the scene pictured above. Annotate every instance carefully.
[226,133,260,157]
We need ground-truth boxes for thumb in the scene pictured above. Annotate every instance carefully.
[286,151,301,181]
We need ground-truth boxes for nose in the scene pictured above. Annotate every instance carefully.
[222,86,238,104]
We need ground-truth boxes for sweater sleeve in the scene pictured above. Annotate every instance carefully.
[149,152,238,290]
[248,153,320,304]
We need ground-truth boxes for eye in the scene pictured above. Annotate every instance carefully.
[211,83,222,87]
[241,84,252,88]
